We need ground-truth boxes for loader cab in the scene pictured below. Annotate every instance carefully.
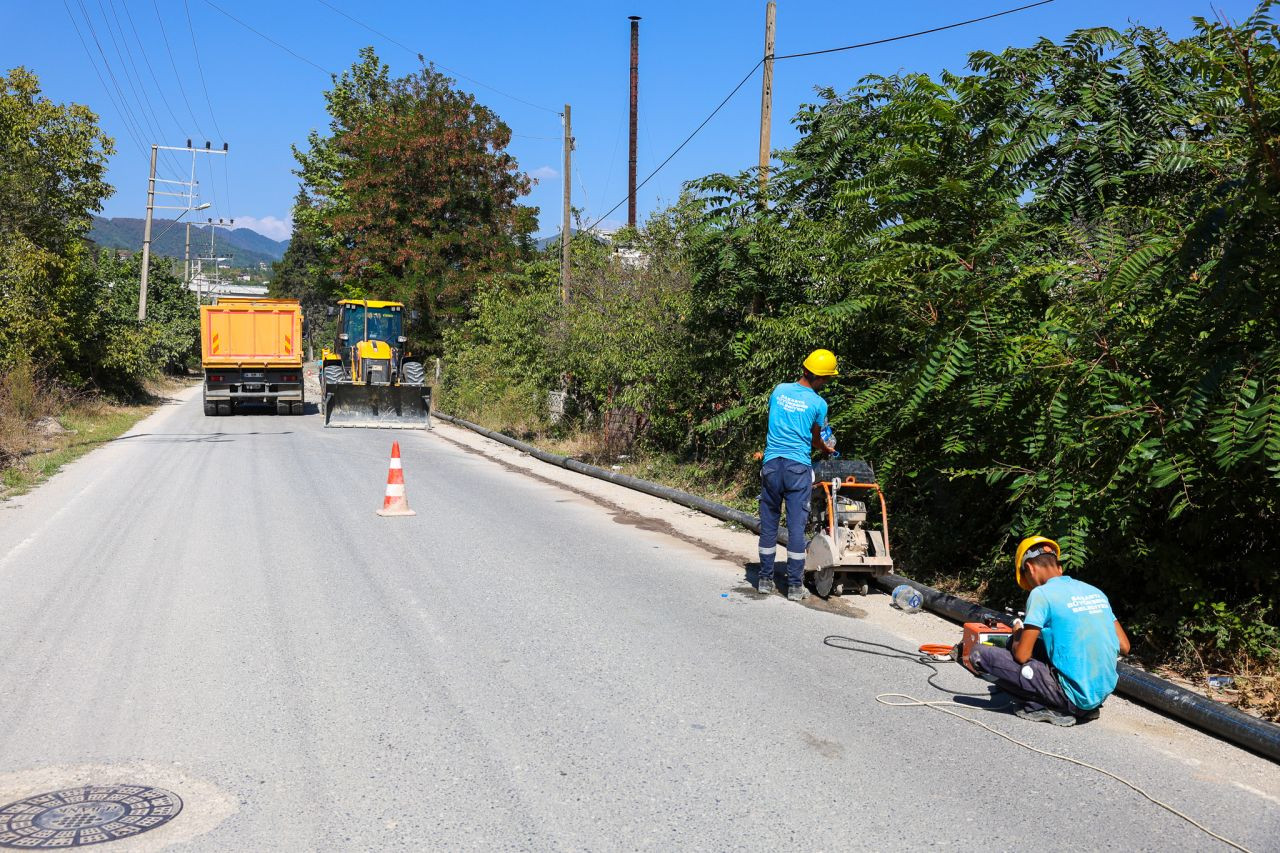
[331,300,407,386]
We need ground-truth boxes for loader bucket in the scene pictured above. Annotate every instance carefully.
[323,382,431,429]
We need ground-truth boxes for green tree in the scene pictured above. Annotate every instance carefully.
[0,66,114,383]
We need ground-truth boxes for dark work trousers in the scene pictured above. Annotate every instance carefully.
[758,458,813,589]
[970,641,1079,714]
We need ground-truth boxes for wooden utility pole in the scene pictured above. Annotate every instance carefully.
[561,103,572,303]
[628,15,640,228]
[758,1,776,203]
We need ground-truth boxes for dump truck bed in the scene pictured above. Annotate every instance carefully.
[200,299,303,368]
[201,299,306,416]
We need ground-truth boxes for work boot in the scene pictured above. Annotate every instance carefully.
[756,577,776,595]
[1016,705,1076,727]
[786,584,809,602]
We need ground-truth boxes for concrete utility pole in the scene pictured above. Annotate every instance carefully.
[184,222,192,291]
[138,145,159,321]
[758,1,776,203]
[137,141,227,320]
[628,15,640,228]
[561,103,573,303]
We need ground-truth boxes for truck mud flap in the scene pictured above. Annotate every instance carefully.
[323,383,431,429]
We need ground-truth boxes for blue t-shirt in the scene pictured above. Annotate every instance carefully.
[764,382,828,466]
[1025,575,1120,711]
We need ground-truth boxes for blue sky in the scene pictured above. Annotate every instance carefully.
[6,0,1262,241]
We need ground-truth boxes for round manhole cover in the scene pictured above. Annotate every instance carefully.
[0,786,182,848]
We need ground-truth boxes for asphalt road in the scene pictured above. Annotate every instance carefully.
[0,386,1276,851]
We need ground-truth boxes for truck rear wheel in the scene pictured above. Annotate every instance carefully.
[204,401,217,417]
[276,400,291,416]
[216,402,231,416]
[290,401,304,415]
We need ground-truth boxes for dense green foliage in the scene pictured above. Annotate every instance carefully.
[279,48,535,350]
[0,67,197,394]
[444,8,1280,665]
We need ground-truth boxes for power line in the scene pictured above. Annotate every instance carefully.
[152,0,208,141]
[577,0,1057,236]
[97,0,185,176]
[311,0,561,116]
[184,0,227,141]
[118,0,187,135]
[578,61,763,235]
[200,0,331,75]
[774,0,1056,60]
[70,0,160,164]
[60,0,149,160]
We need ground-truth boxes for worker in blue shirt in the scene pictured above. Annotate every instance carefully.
[969,536,1132,726]
[757,349,838,600]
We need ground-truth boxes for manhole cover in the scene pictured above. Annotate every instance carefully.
[0,786,182,848]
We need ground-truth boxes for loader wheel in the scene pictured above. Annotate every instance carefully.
[402,361,426,385]
[323,364,346,385]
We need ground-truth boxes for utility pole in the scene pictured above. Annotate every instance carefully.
[758,1,776,204]
[628,15,640,229]
[184,222,192,292]
[137,140,227,320]
[138,145,159,321]
[561,103,573,303]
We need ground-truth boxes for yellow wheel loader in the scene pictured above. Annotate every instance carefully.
[320,299,431,429]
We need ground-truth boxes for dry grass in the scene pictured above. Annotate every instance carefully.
[0,366,184,499]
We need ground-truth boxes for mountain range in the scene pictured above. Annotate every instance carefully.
[89,216,290,269]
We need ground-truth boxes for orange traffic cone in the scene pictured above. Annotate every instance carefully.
[377,441,416,517]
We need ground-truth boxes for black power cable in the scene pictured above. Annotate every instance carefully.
[823,634,998,698]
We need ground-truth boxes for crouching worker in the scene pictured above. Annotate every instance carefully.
[969,536,1131,726]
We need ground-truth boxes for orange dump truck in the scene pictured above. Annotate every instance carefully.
[200,298,305,416]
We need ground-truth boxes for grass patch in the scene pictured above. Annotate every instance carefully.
[0,375,188,500]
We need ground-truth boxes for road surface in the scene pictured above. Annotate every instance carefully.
[0,385,1276,851]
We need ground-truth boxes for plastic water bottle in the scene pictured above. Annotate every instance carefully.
[892,583,923,613]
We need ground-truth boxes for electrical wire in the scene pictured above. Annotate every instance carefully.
[577,60,763,235]
[118,0,186,135]
[99,0,184,176]
[184,0,227,141]
[575,0,1057,239]
[61,0,149,160]
[70,0,155,160]
[152,0,208,141]
[877,695,1256,852]
[311,0,561,116]
[200,0,331,76]
[775,0,1057,60]
[823,634,1255,853]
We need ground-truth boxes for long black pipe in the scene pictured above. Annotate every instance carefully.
[434,412,1279,763]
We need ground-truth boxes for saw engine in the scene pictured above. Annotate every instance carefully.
[804,459,894,597]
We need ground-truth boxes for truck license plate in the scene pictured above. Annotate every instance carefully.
[244,372,264,378]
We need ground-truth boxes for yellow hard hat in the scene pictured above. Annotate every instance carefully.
[803,349,839,377]
[1015,536,1060,591]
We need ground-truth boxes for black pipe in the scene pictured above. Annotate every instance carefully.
[435,411,1279,763]
[875,574,1280,763]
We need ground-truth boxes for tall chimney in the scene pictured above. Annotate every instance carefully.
[628,15,641,228]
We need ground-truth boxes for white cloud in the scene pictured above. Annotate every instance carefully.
[234,215,292,241]
[531,165,558,181]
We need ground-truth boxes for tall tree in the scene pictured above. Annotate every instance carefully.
[330,62,535,346]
